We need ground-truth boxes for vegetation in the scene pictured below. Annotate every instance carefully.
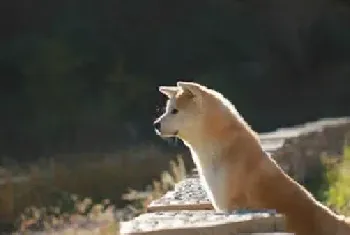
[2,154,186,234]
[15,197,118,235]
[322,143,350,215]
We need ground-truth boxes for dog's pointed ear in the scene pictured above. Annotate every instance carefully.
[159,86,178,98]
[177,81,203,98]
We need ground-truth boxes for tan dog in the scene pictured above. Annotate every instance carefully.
[153,81,350,235]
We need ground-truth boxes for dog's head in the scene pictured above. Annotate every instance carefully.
[153,81,206,140]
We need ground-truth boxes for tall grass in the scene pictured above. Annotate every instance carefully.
[0,146,190,220]
[5,153,187,234]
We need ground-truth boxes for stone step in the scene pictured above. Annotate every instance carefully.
[120,210,286,235]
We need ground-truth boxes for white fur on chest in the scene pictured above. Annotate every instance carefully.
[189,147,229,212]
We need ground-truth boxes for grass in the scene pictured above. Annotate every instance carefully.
[4,152,187,234]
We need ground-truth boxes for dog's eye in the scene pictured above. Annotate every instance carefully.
[171,108,178,114]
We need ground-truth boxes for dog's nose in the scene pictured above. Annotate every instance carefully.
[153,121,161,130]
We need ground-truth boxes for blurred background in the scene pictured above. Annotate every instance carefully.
[1,0,350,233]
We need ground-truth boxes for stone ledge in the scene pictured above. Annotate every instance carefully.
[259,117,350,140]
[120,211,286,235]
[272,118,350,181]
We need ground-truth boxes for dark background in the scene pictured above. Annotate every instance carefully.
[1,0,350,162]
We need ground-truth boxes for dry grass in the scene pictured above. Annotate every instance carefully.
[122,154,187,213]
[1,152,187,234]
[0,146,190,217]
[14,197,118,235]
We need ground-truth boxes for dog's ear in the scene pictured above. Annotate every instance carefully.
[177,81,203,98]
[159,86,178,98]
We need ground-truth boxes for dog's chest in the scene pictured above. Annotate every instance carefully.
[190,147,228,211]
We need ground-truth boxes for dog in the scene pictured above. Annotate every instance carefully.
[153,81,350,235]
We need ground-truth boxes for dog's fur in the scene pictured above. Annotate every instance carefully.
[154,81,350,235]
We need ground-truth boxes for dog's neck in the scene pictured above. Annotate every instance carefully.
[182,136,223,169]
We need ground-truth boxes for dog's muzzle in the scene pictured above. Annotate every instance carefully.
[153,121,162,136]
[153,121,161,131]
[153,121,178,137]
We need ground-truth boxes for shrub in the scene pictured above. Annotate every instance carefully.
[322,143,350,216]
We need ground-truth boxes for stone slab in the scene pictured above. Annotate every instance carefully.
[120,211,286,235]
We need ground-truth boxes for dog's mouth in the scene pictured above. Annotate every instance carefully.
[154,128,161,136]
[155,129,178,137]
